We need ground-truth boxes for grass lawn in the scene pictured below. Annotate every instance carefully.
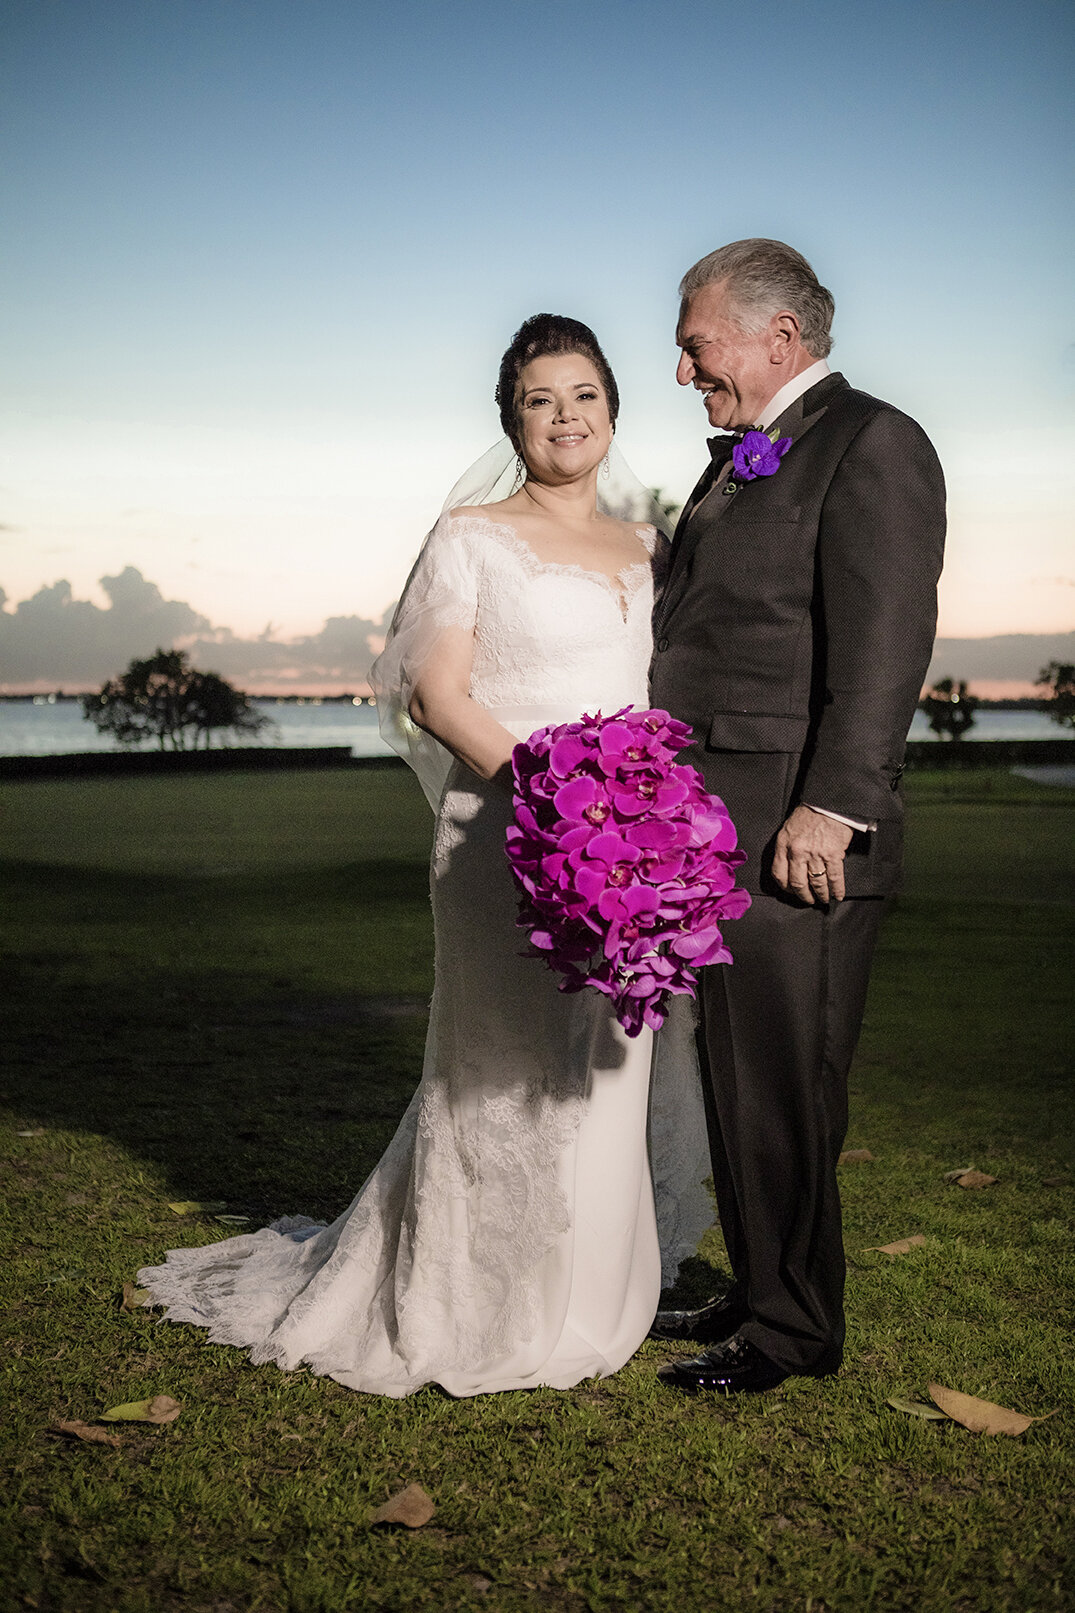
[1,766,1072,1612]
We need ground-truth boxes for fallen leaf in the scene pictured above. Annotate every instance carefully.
[463,1575,492,1594]
[16,1128,45,1138]
[928,1383,1055,1437]
[214,1214,251,1225]
[864,1234,927,1256]
[1041,1177,1065,1187]
[100,1395,182,1425]
[369,1483,435,1528]
[64,1192,90,1206]
[120,1282,152,1312]
[887,1394,948,1421]
[838,1148,875,1164]
[51,1420,122,1448]
[167,1200,227,1215]
[942,1166,998,1188]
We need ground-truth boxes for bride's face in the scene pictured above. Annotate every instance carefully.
[514,354,613,485]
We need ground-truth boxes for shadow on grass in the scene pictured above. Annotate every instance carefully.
[4,853,433,911]
[2,857,436,1223]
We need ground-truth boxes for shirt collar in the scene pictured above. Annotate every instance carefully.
[756,359,831,432]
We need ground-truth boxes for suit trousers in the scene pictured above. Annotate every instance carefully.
[696,888,885,1374]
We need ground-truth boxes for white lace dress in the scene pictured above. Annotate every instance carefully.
[138,513,712,1397]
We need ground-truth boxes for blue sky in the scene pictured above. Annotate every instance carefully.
[2,0,1072,687]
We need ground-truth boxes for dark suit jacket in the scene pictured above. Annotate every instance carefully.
[650,372,946,897]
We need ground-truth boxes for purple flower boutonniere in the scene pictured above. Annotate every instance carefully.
[732,429,792,483]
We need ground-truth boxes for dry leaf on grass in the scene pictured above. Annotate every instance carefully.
[838,1148,875,1164]
[100,1395,182,1425]
[120,1282,152,1312]
[942,1166,997,1188]
[928,1383,1055,1437]
[864,1234,926,1256]
[16,1128,45,1138]
[51,1420,122,1448]
[167,1200,227,1215]
[369,1483,435,1528]
[1041,1177,1065,1188]
[887,1395,948,1421]
[214,1214,250,1225]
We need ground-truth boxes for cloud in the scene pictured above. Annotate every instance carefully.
[3,565,1071,694]
[0,566,393,689]
[183,611,392,685]
[927,631,1075,682]
[0,568,212,684]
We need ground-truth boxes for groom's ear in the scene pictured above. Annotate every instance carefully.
[769,310,802,360]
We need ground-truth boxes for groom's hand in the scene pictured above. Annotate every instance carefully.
[772,805,854,905]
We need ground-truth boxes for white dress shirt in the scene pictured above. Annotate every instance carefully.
[756,358,830,431]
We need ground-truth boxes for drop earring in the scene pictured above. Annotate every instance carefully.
[512,454,525,492]
[601,452,611,480]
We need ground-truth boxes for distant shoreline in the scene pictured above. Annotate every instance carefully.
[0,692,1057,712]
[0,691,377,706]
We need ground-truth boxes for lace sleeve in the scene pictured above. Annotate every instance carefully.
[642,525,671,601]
[369,514,479,811]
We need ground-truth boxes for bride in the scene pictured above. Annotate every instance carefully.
[137,314,713,1397]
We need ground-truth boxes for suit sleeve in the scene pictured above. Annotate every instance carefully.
[798,408,946,823]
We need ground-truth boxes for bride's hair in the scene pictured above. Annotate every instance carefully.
[495,314,620,448]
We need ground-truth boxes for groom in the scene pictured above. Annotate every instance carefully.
[649,239,945,1394]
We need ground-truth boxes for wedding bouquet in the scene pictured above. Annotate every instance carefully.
[505,707,750,1037]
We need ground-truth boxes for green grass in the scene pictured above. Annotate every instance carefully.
[1,767,1072,1612]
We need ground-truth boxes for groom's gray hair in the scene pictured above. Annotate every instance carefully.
[679,239,835,359]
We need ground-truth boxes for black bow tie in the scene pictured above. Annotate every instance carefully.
[708,430,750,465]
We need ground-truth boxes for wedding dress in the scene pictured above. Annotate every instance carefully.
[138,507,713,1398]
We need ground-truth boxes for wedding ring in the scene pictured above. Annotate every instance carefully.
[807,865,826,877]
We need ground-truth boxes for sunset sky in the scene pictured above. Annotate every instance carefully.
[2,0,1072,693]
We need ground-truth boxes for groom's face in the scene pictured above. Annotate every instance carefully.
[676,281,780,431]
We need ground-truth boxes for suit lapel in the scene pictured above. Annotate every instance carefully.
[658,373,847,631]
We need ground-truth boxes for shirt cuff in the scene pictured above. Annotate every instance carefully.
[804,802,876,833]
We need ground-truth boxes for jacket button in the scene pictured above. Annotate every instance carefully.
[656,636,669,652]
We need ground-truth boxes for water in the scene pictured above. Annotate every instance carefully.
[0,697,392,757]
[0,699,1069,759]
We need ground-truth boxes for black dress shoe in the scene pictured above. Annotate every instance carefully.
[648,1292,749,1343]
[659,1333,788,1395]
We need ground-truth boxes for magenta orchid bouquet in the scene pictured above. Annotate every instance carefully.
[505,707,750,1037]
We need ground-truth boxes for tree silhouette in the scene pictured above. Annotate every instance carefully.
[1036,661,1075,731]
[82,649,273,751]
[919,677,978,741]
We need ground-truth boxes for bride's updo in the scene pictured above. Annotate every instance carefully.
[495,314,620,449]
